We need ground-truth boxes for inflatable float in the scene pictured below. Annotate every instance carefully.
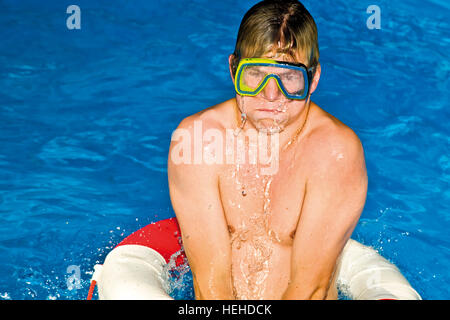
[87,217,421,300]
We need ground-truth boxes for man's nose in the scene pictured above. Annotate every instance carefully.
[262,77,282,101]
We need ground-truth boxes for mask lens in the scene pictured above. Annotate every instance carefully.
[279,68,305,95]
[241,65,266,90]
[240,64,306,97]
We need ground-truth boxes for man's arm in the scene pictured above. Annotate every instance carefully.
[168,116,235,300]
[282,128,368,300]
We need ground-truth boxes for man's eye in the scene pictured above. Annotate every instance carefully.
[248,70,263,77]
[282,73,301,81]
[282,74,294,81]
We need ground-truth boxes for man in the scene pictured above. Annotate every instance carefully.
[168,0,367,300]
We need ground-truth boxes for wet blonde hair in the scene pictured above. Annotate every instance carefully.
[231,0,319,75]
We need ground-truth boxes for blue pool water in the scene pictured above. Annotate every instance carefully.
[0,0,448,300]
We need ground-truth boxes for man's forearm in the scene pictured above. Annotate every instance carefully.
[281,283,328,300]
[193,272,236,300]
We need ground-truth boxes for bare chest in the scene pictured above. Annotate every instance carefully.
[218,157,307,246]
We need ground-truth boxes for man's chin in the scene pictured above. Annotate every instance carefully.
[253,119,286,135]
[254,123,286,135]
[256,127,282,135]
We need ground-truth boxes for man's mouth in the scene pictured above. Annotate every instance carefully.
[256,108,282,113]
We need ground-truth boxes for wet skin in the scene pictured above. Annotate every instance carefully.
[168,56,368,300]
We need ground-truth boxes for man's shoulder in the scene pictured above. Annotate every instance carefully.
[175,99,235,133]
[306,103,365,172]
[169,99,236,173]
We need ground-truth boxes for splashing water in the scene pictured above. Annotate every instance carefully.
[161,248,195,300]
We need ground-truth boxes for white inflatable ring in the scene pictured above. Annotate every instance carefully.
[87,218,421,300]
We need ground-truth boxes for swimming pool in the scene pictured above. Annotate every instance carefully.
[0,0,448,300]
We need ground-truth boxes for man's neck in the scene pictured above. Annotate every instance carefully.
[233,98,312,152]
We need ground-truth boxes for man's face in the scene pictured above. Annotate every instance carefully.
[233,52,314,134]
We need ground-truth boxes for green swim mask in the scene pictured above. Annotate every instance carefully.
[234,58,315,100]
